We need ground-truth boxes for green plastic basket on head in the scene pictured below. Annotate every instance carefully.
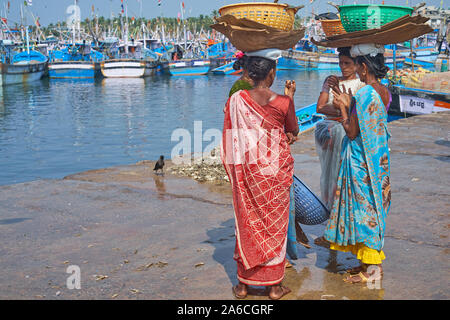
[338,4,414,33]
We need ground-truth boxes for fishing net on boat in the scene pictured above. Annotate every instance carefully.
[314,120,346,210]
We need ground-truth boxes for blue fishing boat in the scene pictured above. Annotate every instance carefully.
[48,42,104,79]
[212,60,241,75]
[278,50,317,70]
[316,51,405,70]
[162,59,211,76]
[0,40,47,86]
[295,103,326,134]
[404,57,436,70]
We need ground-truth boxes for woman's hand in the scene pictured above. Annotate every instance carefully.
[284,80,296,98]
[286,132,298,145]
[331,84,353,110]
[326,75,339,90]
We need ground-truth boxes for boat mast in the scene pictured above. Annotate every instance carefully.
[125,1,129,54]
[181,2,187,52]
[26,26,30,54]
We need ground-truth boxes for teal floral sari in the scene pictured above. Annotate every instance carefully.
[324,85,391,251]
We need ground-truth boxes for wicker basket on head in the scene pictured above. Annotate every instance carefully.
[219,2,298,31]
[321,19,346,37]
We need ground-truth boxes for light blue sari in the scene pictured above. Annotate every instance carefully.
[324,85,391,251]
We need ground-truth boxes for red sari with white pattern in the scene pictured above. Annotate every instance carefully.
[221,90,295,286]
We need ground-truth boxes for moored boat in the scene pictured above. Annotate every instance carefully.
[389,84,450,116]
[162,59,211,76]
[100,41,149,78]
[101,58,146,78]
[278,50,317,70]
[0,40,47,86]
[212,61,241,75]
[295,103,326,134]
[48,43,104,79]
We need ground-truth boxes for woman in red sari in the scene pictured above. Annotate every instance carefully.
[221,52,299,300]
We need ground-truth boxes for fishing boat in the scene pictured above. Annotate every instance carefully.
[142,48,160,76]
[0,39,47,86]
[100,40,150,78]
[315,51,405,70]
[162,59,211,76]
[389,84,450,116]
[48,42,104,79]
[211,60,241,75]
[278,50,317,70]
[295,103,326,134]
[404,57,436,70]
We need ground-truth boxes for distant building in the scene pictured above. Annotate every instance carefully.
[416,6,450,31]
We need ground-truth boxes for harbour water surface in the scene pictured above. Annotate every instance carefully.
[0,71,328,185]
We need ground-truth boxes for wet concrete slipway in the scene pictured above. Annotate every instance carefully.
[0,112,448,300]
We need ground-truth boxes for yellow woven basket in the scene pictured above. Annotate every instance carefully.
[320,19,346,37]
[219,2,296,31]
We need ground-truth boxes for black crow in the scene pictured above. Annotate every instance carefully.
[154,155,165,174]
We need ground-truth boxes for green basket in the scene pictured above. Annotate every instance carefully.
[339,4,413,33]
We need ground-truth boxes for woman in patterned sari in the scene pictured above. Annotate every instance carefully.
[323,44,391,284]
[222,51,299,299]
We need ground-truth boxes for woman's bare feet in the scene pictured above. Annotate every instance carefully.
[346,264,366,274]
[313,236,330,248]
[269,284,291,300]
[232,282,248,299]
[344,264,383,283]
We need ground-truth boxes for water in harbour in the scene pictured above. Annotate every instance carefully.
[0,71,335,186]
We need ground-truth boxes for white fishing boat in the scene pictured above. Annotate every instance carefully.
[100,42,148,78]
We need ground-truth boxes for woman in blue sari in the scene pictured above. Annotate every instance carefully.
[323,44,391,284]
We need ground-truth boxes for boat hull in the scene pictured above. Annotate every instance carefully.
[212,61,241,75]
[316,54,405,70]
[163,60,211,76]
[0,61,47,86]
[49,61,97,78]
[295,103,326,134]
[143,60,158,77]
[389,84,450,116]
[101,59,146,78]
[404,57,435,70]
[279,51,318,70]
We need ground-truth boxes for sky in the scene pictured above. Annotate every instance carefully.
[1,0,446,27]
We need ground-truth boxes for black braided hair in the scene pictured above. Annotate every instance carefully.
[246,56,276,85]
[355,53,390,80]
[233,55,249,71]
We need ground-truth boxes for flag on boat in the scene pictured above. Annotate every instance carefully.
[1,17,7,24]
[158,0,162,6]
[24,0,32,6]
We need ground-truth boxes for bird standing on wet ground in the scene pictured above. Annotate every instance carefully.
[154,155,165,175]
